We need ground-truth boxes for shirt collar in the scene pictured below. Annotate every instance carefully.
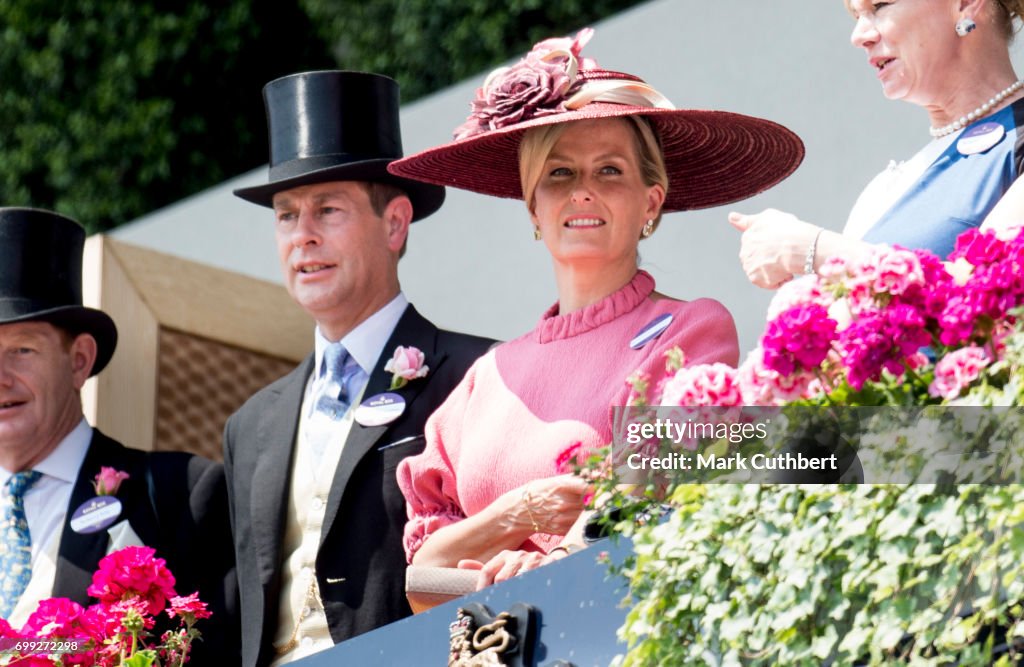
[313,292,409,377]
[0,418,92,487]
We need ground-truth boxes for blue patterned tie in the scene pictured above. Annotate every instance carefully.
[0,470,42,617]
[305,343,361,466]
[315,342,360,420]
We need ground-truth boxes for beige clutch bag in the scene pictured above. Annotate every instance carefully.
[405,565,479,613]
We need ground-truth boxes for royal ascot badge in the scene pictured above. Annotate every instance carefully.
[70,496,123,534]
[70,467,129,534]
[957,121,1005,156]
[355,392,406,427]
[384,345,429,390]
[629,313,673,349]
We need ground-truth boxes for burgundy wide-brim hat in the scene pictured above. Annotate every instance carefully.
[388,30,804,212]
[234,71,445,222]
[0,208,117,376]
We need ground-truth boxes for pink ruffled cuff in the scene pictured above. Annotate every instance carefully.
[402,508,466,563]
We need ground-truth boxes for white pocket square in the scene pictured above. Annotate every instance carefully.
[106,519,145,554]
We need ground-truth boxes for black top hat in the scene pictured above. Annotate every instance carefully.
[233,70,445,221]
[0,208,117,376]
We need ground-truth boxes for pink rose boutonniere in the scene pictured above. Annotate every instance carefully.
[384,345,429,390]
[93,467,130,496]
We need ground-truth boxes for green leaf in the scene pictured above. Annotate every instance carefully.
[123,650,158,667]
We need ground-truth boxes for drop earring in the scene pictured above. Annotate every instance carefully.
[955,17,976,36]
[533,226,542,241]
[641,219,654,238]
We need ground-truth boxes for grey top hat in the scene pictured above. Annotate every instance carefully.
[233,70,445,221]
[0,208,117,376]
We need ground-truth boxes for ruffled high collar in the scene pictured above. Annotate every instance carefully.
[535,270,655,343]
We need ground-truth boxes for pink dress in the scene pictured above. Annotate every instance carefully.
[397,271,739,561]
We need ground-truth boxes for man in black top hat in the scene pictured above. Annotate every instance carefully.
[225,71,493,665]
[0,208,238,662]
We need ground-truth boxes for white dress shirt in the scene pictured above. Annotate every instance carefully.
[0,417,92,568]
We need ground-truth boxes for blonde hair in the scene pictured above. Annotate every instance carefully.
[518,116,669,235]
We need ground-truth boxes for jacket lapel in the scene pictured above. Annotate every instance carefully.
[320,306,446,545]
[251,356,311,586]
[51,431,146,604]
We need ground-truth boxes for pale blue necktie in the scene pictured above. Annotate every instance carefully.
[306,343,362,464]
[315,342,361,419]
[0,470,42,617]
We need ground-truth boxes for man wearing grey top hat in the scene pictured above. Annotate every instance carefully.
[0,208,238,663]
[225,71,494,666]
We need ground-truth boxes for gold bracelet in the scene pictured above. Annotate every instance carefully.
[549,543,583,557]
[522,488,541,532]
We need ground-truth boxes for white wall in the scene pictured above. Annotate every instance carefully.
[115,0,1024,355]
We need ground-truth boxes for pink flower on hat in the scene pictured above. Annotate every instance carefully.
[526,29,594,65]
[92,467,130,496]
[454,28,594,140]
[384,345,429,390]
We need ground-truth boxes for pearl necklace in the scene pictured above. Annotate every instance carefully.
[929,80,1024,138]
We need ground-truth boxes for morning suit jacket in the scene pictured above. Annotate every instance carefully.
[53,429,239,665]
[223,304,494,667]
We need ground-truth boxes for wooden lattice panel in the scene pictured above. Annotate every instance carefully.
[155,328,298,460]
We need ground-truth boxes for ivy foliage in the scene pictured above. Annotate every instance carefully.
[0,0,334,233]
[616,484,1024,666]
[298,0,644,102]
[0,0,643,233]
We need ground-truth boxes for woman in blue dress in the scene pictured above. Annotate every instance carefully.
[732,0,1024,289]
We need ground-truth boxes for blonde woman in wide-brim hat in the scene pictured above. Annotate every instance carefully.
[391,28,805,589]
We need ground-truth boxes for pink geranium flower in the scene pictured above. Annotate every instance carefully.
[554,441,584,474]
[8,547,212,667]
[950,227,1009,266]
[765,276,834,321]
[737,350,819,405]
[856,246,925,297]
[167,592,212,623]
[87,546,177,616]
[660,363,742,407]
[761,304,838,376]
[21,597,91,635]
[929,346,990,399]
[18,598,99,665]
